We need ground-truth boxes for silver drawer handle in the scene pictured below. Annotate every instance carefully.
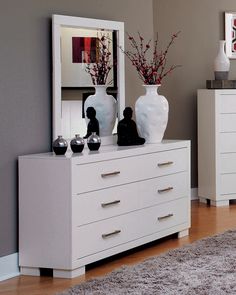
[157,161,173,167]
[158,187,173,193]
[157,213,174,221]
[102,230,121,238]
[101,171,120,178]
[101,200,121,207]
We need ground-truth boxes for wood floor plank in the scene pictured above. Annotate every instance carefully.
[1,200,236,295]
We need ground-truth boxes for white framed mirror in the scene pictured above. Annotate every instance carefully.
[52,14,125,145]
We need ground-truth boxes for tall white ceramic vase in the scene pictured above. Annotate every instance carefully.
[135,85,169,143]
[84,85,117,137]
[214,40,230,80]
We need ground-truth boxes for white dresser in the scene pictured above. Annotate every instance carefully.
[198,89,236,206]
[19,140,191,278]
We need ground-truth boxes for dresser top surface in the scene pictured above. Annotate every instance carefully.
[19,140,190,163]
[198,89,236,94]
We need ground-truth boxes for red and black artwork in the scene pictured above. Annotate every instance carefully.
[232,17,236,54]
[72,37,98,63]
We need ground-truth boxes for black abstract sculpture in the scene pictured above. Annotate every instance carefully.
[117,107,145,146]
[84,107,100,139]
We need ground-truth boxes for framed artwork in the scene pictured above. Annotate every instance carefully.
[61,27,117,88]
[225,12,236,59]
[72,37,98,64]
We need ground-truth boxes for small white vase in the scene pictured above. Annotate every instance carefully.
[135,85,169,143]
[214,40,230,80]
[84,85,117,137]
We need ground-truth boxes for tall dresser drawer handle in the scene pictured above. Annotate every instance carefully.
[101,200,121,207]
[157,161,173,167]
[158,187,173,193]
[158,213,174,221]
[101,171,120,178]
[102,230,121,238]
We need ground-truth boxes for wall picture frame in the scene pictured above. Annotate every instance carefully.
[225,12,236,59]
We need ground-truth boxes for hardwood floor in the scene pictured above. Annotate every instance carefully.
[1,200,236,295]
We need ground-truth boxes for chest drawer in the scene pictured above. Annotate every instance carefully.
[72,197,188,260]
[220,174,236,195]
[72,171,189,226]
[219,114,236,132]
[72,148,188,194]
[219,133,236,153]
[220,153,236,174]
[219,94,236,113]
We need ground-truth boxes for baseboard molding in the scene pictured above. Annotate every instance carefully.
[0,253,20,282]
[191,188,199,200]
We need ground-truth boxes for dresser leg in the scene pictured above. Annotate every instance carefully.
[178,229,189,238]
[53,266,85,278]
[20,267,40,276]
[211,200,229,207]
[199,197,207,204]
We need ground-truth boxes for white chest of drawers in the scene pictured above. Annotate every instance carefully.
[19,140,191,278]
[198,89,236,206]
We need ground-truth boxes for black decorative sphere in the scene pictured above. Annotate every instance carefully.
[70,134,85,153]
[87,132,101,151]
[52,136,68,155]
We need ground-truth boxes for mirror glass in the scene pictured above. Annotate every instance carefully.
[52,15,125,143]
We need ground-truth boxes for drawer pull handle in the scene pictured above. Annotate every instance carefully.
[158,187,173,193]
[101,200,121,207]
[158,213,174,221]
[157,161,173,167]
[102,230,121,238]
[101,171,120,178]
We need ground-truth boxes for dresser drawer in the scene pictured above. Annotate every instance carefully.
[219,94,236,113]
[220,153,236,174]
[72,197,188,259]
[72,148,188,194]
[220,114,236,132]
[72,171,189,226]
[219,133,236,153]
[141,171,189,208]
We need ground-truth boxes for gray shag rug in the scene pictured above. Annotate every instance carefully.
[58,230,236,295]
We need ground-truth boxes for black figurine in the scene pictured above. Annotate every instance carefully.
[84,107,100,139]
[117,107,145,146]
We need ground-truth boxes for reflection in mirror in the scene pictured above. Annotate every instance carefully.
[61,27,115,87]
[52,15,125,144]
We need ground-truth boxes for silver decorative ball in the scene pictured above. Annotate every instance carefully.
[87,132,101,151]
[52,135,68,155]
[70,134,85,153]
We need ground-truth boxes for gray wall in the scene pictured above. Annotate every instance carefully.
[154,0,236,187]
[0,0,154,257]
